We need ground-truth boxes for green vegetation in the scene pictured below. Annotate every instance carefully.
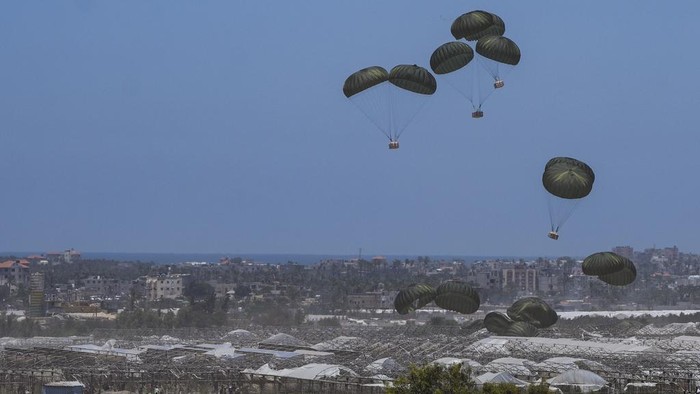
[386,363,476,394]
[386,363,551,394]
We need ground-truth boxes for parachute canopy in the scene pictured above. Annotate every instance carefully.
[543,157,595,200]
[583,252,637,286]
[434,281,480,314]
[388,65,437,95]
[394,284,436,315]
[582,252,628,276]
[430,42,474,75]
[503,321,539,337]
[343,66,389,98]
[343,65,435,147]
[451,11,505,41]
[507,297,559,329]
[484,311,513,335]
[476,36,521,66]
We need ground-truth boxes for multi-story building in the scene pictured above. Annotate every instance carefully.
[145,274,190,301]
[0,259,30,287]
[537,271,562,293]
[612,246,634,260]
[502,266,538,293]
[29,272,45,317]
[83,276,129,298]
[347,290,398,310]
[46,249,81,264]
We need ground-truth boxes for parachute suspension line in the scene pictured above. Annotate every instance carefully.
[557,199,582,229]
[395,98,428,140]
[547,195,557,232]
[349,90,391,141]
[547,196,583,233]
[388,84,397,142]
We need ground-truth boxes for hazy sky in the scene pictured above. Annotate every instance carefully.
[2,2,699,256]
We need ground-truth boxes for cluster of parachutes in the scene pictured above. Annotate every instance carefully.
[432,10,520,118]
[343,10,519,149]
[484,297,558,337]
[394,281,480,315]
[343,65,437,149]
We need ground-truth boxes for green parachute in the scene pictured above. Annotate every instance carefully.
[438,11,518,118]
[507,297,559,329]
[344,65,436,150]
[475,35,521,89]
[393,283,436,315]
[434,281,480,314]
[388,64,438,95]
[476,36,521,66]
[343,66,389,98]
[430,42,474,75]
[583,252,637,286]
[484,311,513,335]
[451,11,505,41]
[542,157,595,240]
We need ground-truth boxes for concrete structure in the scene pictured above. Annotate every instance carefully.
[46,248,81,264]
[83,275,129,298]
[29,272,45,317]
[612,246,634,260]
[145,274,190,301]
[0,259,30,287]
[347,290,397,309]
[502,267,538,293]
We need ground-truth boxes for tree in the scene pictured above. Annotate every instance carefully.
[184,281,215,305]
[386,363,476,394]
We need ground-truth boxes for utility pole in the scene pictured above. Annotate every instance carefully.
[358,247,362,261]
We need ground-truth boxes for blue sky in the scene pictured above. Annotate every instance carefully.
[2,1,699,256]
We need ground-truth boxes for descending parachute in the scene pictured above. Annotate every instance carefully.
[484,311,513,335]
[507,297,558,329]
[394,284,436,315]
[582,252,628,276]
[434,281,480,314]
[343,65,436,150]
[343,66,389,97]
[430,42,474,75]
[475,36,521,89]
[542,157,595,240]
[451,11,505,41]
[583,252,637,286]
[430,41,493,118]
[442,11,517,118]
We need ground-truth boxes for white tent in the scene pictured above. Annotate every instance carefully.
[484,357,533,377]
[547,370,607,393]
[365,358,405,375]
[260,333,309,348]
[246,363,357,380]
[475,372,528,388]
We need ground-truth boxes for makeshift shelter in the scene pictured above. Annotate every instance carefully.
[484,357,533,377]
[547,369,607,393]
[475,372,528,388]
[365,357,405,376]
[247,363,357,380]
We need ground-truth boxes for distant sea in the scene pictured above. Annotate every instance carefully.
[0,252,543,266]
